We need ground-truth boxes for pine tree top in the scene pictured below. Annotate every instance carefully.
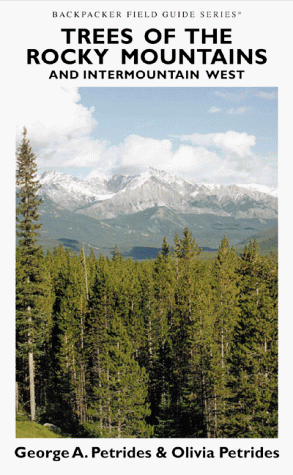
[16,127,42,258]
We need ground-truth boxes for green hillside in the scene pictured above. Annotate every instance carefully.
[38,198,278,259]
[236,226,278,255]
[17,195,278,260]
[16,421,67,438]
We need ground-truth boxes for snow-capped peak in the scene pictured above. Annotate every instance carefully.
[237,183,278,196]
[35,168,278,219]
[40,170,66,184]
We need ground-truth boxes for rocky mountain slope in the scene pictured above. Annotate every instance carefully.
[39,168,278,220]
[23,168,278,258]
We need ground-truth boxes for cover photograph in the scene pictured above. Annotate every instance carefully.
[1,1,292,474]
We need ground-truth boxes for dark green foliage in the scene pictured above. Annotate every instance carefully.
[16,128,42,253]
[16,128,53,421]
[84,314,153,438]
[228,240,278,437]
[209,237,240,437]
[16,224,278,438]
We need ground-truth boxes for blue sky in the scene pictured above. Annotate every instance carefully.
[79,87,277,157]
[16,86,278,186]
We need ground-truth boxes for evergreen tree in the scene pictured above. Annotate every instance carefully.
[152,238,175,434]
[112,244,123,262]
[161,236,170,259]
[56,252,89,426]
[187,260,215,437]
[169,228,202,436]
[16,128,49,421]
[210,237,240,436]
[85,313,153,437]
[116,259,144,357]
[174,227,201,261]
[228,240,278,437]
[138,260,162,426]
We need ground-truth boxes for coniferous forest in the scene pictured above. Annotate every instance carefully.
[16,129,278,438]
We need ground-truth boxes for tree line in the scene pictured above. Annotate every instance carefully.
[16,129,278,438]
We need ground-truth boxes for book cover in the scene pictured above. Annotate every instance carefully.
[1,1,292,473]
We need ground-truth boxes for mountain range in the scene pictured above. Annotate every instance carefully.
[23,167,278,259]
[39,168,278,220]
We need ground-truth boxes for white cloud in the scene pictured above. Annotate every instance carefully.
[115,135,172,169]
[92,134,224,181]
[227,107,250,115]
[208,106,221,113]
[41,136,109,168]
[16,86,104,169]
[215,89,277,102]
[174,131,256,157]
[17,87,96,143]
[169,146,224,179]
[96,134,272,185]
[254,91,278,99]
[214,90,250,102]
